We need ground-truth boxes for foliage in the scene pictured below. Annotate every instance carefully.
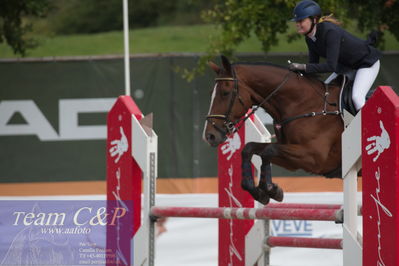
[50,0,213,35]
[50,0,175,34]
[0,0,50,56]
[158,0,216,26]
[346,0,399,42]
[1,24,398,58]
[182,0,398,80]
[49,0,125,34]
[181,0,345,80]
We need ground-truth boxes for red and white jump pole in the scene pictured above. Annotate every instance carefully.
[217,112,271,265]
[106,86,399,266]
[361,86,399,265]
[106,96,158,266]
[150,206,341,221]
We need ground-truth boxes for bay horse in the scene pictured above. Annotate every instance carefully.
[203,55,344,205]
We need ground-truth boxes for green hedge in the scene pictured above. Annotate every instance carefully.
[47,0,215,35]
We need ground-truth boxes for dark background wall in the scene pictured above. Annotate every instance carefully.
[0,53,397,182]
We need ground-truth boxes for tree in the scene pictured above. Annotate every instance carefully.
[346,0,399,42]
[50,0,203,34]
[0,0,50,56]
[183,0,398,80]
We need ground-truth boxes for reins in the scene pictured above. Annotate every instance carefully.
[206,67,292,135]
[232,71,292,131]
[206,66,341,137]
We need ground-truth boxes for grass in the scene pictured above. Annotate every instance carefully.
[0,24,398,58]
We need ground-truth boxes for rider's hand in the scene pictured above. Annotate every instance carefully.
[288,63,306,72]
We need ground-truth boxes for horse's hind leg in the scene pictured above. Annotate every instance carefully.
[241,142,275,205]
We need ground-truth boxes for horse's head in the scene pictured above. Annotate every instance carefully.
[203,55,252,147]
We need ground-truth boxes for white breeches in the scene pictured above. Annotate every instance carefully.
[352,60,380,110]
[324,60,380,110]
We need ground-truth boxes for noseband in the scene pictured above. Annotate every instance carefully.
[206,67,292,136]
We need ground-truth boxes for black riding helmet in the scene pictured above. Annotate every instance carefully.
[291,0,321,22]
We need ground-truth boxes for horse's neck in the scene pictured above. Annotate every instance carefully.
[237,65,298,120]
[237,65,325,122]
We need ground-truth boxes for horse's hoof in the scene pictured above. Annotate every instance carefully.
[254,187,270,205]
[257,197,270,205]
[268,184,284,202]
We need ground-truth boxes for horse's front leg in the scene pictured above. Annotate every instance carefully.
[241,142,272,205]
[242,142,285,205]
[256,143,284,203]
[259,159,284,202]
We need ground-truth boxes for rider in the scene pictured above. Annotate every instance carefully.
[288,0,381,111]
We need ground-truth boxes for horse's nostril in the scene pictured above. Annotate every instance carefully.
[206,133,216,142]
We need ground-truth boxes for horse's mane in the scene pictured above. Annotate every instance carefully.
[232,61,323,84]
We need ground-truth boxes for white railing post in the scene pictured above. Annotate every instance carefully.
[342,112,362,266]
[131,114,158,266]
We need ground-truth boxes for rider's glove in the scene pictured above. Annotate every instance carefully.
[288,63,306,72]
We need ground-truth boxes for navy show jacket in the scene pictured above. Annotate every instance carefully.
[305,21,381,74]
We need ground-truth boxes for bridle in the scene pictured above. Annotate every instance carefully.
[205,73,244,136]
[206,66,292,136]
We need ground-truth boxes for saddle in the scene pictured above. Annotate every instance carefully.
[327,70,375,127]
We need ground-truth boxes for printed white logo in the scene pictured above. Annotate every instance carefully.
[225,165,243,263]
[365,120,391,162]
[109,127,128,163]
[220,133,241,160]
[370,167,393,266]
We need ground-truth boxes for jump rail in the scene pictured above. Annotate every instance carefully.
[265,203,342,209]
[150,206,342,221]
[266,236,342,249]
[106,86,399,266]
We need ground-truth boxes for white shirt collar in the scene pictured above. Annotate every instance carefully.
[308,25,317,42]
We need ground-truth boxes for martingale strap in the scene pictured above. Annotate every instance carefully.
[275,110,341,130]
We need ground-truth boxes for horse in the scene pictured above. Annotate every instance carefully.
[203,55,344,205]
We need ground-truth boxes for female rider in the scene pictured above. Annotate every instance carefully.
[288,0,381,111]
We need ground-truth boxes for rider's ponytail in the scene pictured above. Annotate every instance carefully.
[318,14,341,26]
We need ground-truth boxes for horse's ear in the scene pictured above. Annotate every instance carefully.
[220,55,232,75]
[208,61,221,74]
